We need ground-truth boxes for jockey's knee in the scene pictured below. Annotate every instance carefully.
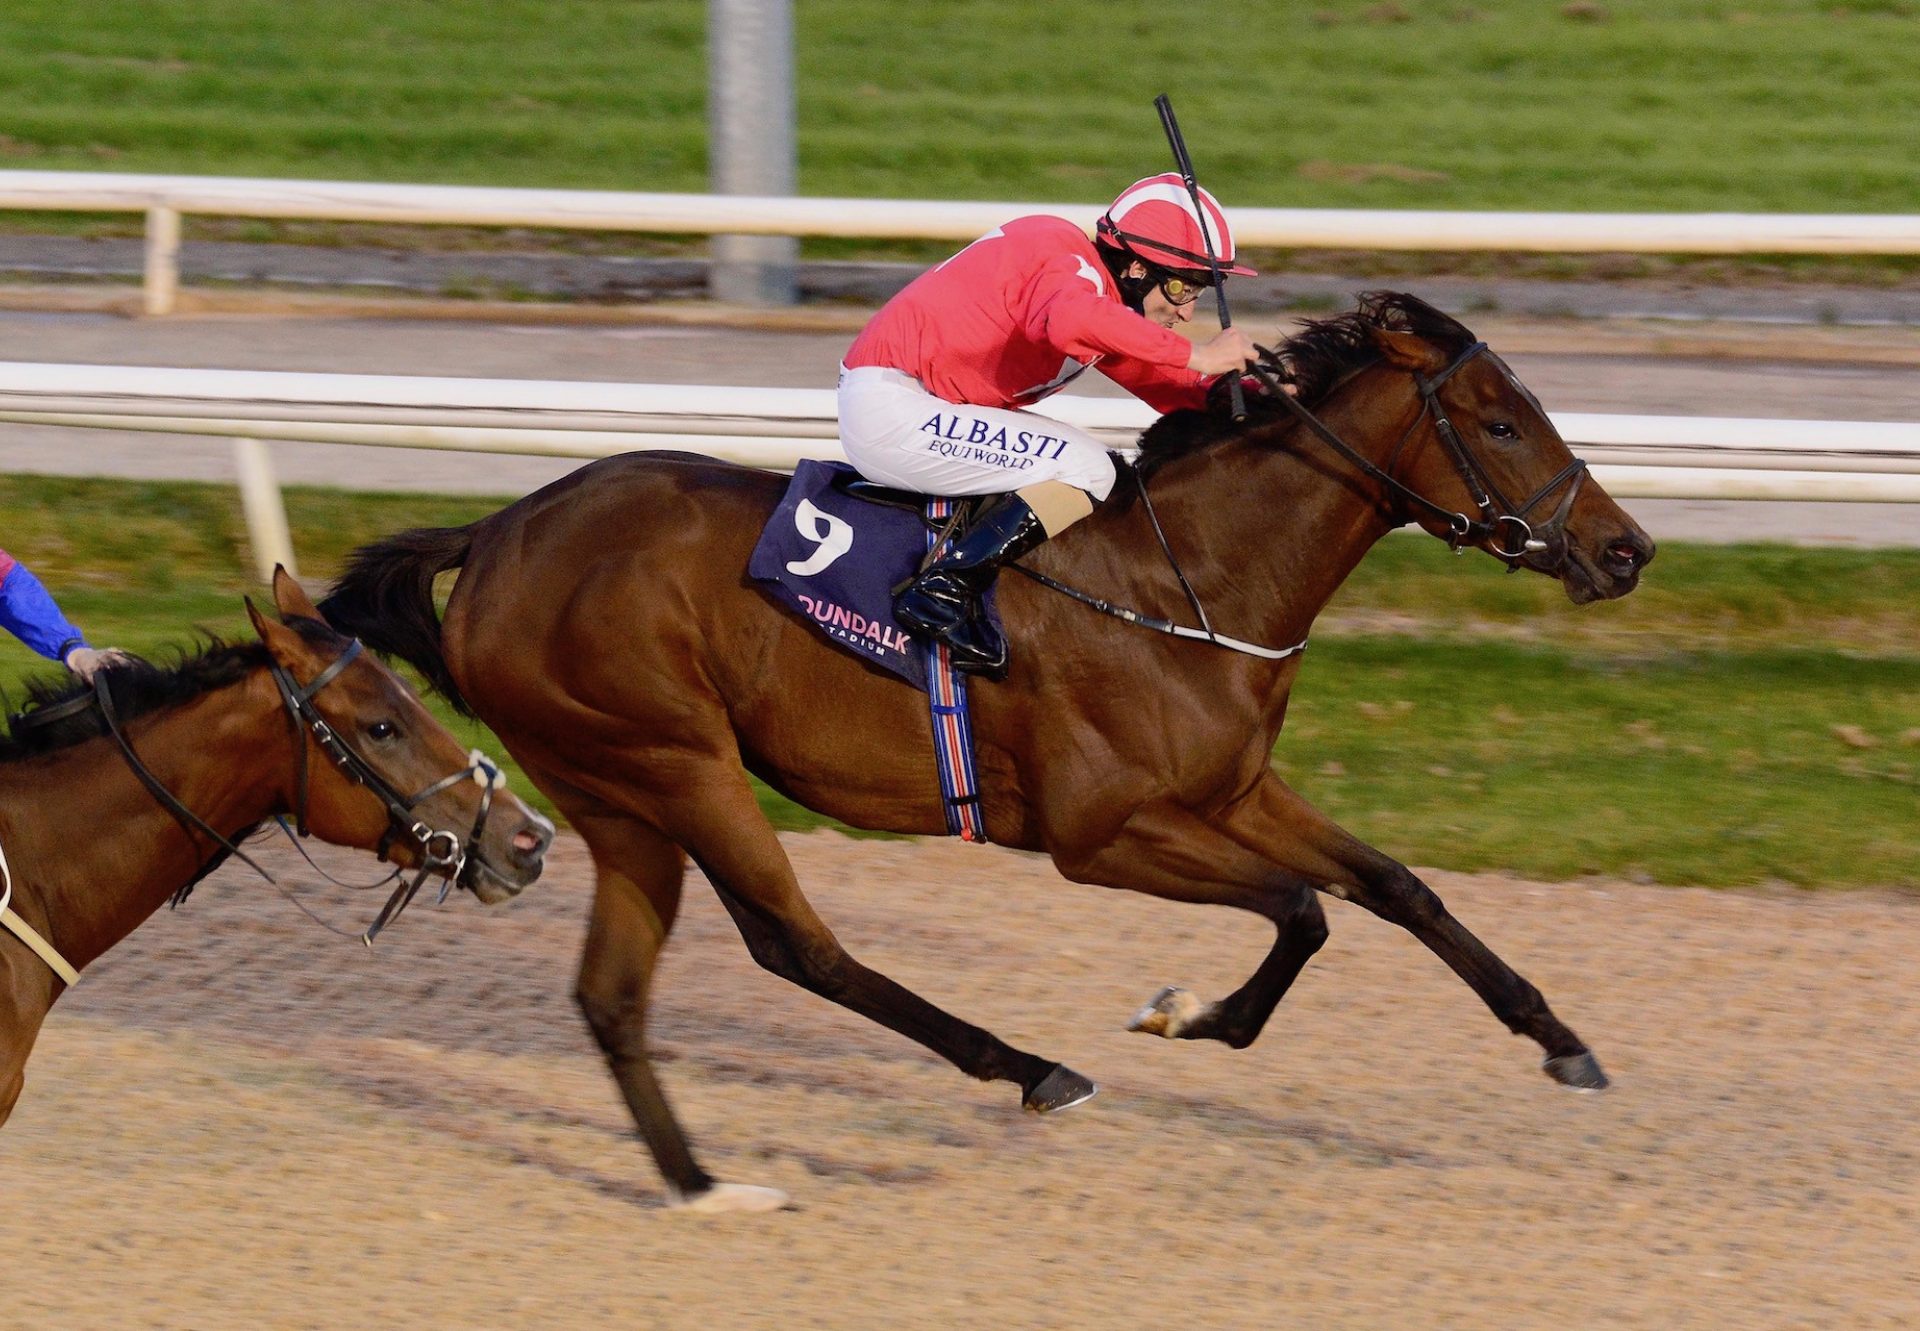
[1016,480,1096,535]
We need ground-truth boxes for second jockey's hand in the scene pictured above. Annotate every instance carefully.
[1187,327,1258,377]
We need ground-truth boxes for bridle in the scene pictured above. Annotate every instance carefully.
[1251,341,1590,568]
[59,638,502,954]
[259,639,505,943]
[1011,339,1590,661]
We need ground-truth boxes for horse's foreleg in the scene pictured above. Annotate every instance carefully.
[1251,778,1606,1089]
[671,770,1092,1113]
[1056,785,1330,1049]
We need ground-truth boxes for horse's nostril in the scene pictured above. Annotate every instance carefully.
[512,827,549,858]
[1606,541,1643,569]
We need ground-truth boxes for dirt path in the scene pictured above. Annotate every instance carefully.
[3,830,1916,1330]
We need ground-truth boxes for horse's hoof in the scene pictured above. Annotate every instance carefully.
[1128,984,1204,1039]
[668,1182,793,1215]
[1543,1051,1610,1092]
[1024,1064,1098,1114]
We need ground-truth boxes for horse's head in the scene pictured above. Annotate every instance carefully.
[246,569,552,903]
[1361,302,1655,603]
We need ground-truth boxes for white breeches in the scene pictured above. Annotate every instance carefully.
[837,366,1118,502]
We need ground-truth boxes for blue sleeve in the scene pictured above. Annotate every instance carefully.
[0,561,89,662]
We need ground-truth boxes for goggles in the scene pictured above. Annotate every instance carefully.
[1157,273,1212,307]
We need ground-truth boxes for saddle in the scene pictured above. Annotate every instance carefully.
[748,462,1002,693]
[829,472,985,528]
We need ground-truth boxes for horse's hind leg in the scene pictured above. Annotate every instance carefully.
[568,807,788,1214]
[670,769,1091,1113]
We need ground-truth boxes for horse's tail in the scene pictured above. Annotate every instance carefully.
[318,524,478,716]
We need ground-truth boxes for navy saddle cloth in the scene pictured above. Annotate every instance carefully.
[749,461,1001,692]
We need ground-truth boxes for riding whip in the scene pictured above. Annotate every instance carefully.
[1153,93,1247,421]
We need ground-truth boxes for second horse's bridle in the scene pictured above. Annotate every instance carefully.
[1252,341,1590,568]
[86,637,503,944]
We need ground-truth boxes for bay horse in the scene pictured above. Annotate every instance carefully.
[321,293,1655,1214]
[0,569,553,1129]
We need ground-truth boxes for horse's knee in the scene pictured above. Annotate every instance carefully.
[1293,894,1331,952]
[739,930,806,986]
[1271,883,1329,949]
[1351,863,1445,926]
[745,932,852,1000]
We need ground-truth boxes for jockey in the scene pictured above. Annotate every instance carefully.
[839,172,1258,676]
[0,547,130,682]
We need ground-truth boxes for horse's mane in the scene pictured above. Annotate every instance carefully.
[1,617,336,763]
[1128,290,1480,488]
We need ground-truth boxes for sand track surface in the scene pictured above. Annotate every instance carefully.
[3,830,1916,1329]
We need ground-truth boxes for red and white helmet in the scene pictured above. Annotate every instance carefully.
[1096,172,1256,279]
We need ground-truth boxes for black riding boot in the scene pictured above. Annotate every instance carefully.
[894,494,1049,678]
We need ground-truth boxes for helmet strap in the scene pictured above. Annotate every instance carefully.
[1097,237,1155,314]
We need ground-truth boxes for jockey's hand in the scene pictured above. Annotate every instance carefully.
[63,645,133,683]
[1188,327,1258,378]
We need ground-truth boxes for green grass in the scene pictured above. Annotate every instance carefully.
[1332,534,1920,655]
[0,1,1913,213]
[1281,638,1919,886]
[4,473,1916,888]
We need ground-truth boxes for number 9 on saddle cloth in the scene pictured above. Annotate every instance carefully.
[749,461,1004,695]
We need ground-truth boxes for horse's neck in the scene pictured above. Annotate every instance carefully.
[1077,393,1409,653]
[0,679,284,973]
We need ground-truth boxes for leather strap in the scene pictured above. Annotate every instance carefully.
[1,906,80,987]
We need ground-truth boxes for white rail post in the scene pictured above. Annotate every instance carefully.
[708,0,798,305]
[142,205,181,317]
[232,437,297,581]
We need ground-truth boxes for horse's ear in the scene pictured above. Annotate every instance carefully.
[1368,326,1447,374]
[247,594,316,668]
[270,566,323,624]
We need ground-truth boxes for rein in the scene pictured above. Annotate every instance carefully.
[1248,342,1590,566]
[1010,467,1308,661]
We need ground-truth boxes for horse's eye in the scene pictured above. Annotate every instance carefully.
[1488,422,1517,439]
[368,720,399,741]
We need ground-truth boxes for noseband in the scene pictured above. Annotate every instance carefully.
[1256,342,1589,568]
[90,638,503,944]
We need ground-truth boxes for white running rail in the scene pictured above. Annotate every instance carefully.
[0,362,1913,579]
